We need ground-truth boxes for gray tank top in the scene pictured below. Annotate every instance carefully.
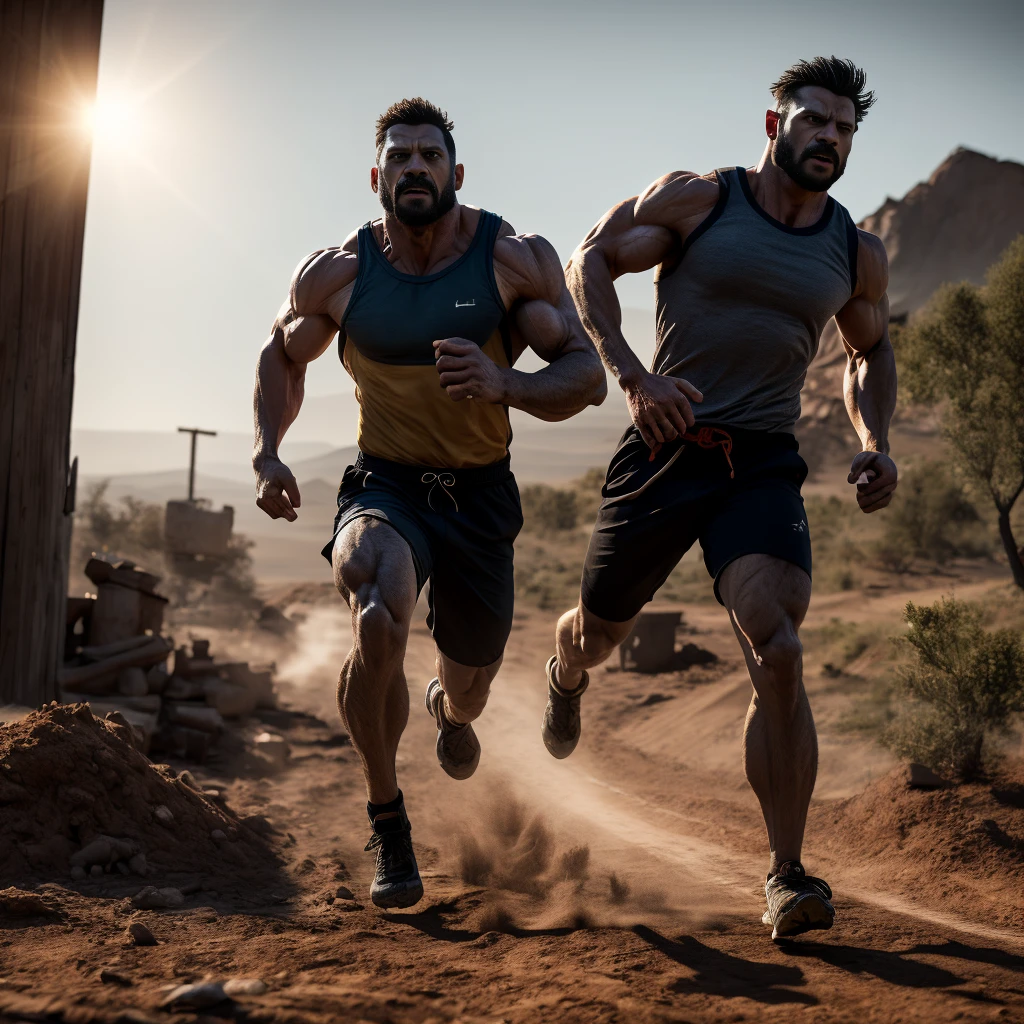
[653,166,858,432]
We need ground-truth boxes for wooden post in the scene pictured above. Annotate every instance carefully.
[0,1,105,706]
[177,427,217,502]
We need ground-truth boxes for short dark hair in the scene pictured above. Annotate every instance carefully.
[375,98,456,161]
[771,57,875,124]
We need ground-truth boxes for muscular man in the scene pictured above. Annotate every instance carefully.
[543,58,897,941]
[253,98,605,909]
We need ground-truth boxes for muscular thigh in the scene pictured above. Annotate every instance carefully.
[719,554,811,645]
[332,517,417,621]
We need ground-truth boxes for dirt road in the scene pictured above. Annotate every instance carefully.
[3,586,1024,1023]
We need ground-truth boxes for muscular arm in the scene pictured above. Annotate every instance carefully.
[252,245,355,520]
[565,173,717,447]
[434,232,607,422]
[835,231,898,512]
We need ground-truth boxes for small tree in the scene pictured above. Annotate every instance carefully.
[897,236,1024,588]
[884,598,1024,781]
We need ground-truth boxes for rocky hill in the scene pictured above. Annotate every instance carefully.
[799,148,1024,454]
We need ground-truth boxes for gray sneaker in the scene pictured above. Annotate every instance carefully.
[762,861,834,942]
[365,805,423,909]
[541,655,589,759]
[425,678,480,780]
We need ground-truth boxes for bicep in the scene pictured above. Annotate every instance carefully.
[837,232,890,353]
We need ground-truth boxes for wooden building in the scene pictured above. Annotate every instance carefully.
[0,1,105,705]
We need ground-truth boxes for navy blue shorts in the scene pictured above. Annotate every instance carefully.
[581,424,811,621]
[322,453,523,667]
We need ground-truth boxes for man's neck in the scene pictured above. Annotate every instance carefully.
[380,203,464,275]
[750,143,829,229]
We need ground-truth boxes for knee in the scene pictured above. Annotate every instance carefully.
[352,590,410,663]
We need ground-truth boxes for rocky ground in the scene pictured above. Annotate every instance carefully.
[2,566,1024,1023]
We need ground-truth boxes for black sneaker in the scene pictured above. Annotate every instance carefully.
[762,860,834,942]
[364,805,423,909]
[425,678,480,780]
[541,655,589,759]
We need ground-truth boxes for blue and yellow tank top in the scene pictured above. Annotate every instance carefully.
[340,210,512,468]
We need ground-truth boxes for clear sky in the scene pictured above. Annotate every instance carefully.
[72,0,1024,441]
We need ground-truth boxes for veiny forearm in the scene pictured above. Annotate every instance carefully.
[844,331,896,454]
[253,327,307,466]
[567,248,647,385]
[500,350,606,422]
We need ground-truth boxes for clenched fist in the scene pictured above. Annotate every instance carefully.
[433,337,508,403]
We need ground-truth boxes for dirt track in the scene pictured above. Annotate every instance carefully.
[3,581,1024,1023]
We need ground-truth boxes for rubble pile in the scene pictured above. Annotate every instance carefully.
[0,704,277,885]
[61,558,277,760]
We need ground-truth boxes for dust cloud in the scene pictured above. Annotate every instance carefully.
[276,605,352,718]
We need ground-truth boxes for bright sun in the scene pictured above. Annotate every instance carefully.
[80,94,145,153]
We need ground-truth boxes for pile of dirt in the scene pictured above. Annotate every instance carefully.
[0,703,281,889]
[814,762,1024,924]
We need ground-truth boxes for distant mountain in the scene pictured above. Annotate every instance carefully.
[800,148,1024,450]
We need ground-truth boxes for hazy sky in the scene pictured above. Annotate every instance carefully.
[73,0,1024,441]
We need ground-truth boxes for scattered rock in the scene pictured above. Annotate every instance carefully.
[90,864,103,877]
[0,888,56,917]
[223,978,267,997]
[907,762,952,790]
[71,835,138,870]
[160,981,228,1010]
[153,805,174,825]
[126,921,158,946]
[334,885,355,901]
[131,886,184,910]
[99,967,133,986]
[253,732,290,769]
[117,667,149,698]
[210,829,227,842]
[70,865,86,881]
[128,853,148,876]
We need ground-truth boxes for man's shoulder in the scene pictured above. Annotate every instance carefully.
[635,170,721,227]
[290,234,360,313]
[853,228,888,300]
[493,228,562,303]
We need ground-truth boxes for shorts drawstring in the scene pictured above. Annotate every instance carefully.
[649,426,735,478]
[421,471,459,513]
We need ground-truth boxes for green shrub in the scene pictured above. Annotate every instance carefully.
[876,461,990,571]
[519,484,578,533]
[883,598,1024,781]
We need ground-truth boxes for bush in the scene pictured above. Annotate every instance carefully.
[519,484,578,533]
[876,461,990,571]
[883,598,1024,781]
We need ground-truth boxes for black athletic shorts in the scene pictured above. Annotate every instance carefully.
[321,452,523,667]
[581,424,811,622]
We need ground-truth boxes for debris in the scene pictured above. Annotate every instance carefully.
[99,967,133,986]
[253,732,290,769]
[117,667,149,697]
[620,610,683,673]
[126,921,158,946]
[70,835,138,870]
[164,702,224,734]
[210,829,227,842]
[160,981,228,1010]
[131,886,184,910]
[223,978,267,997]
[335,885,355,901]
[70,865,86,881]
[153,805,174,826]
[58,636,172,693]
[0,889,56,917]
[128,853,148,876]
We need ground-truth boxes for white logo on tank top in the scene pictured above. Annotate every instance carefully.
[455,300,476,308]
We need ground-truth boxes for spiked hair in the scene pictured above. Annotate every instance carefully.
[375,97,455,160]
[771,57,875,124]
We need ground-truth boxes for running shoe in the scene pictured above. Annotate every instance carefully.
[541,655,589,759]
[364,805,423,909]
[762,860,834,942]
[425,677,480,780]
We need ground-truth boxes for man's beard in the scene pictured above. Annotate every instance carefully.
[774,131,845,192]
[379,172,457,226]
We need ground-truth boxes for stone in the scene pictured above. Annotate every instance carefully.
[335,885,355,901]
[253,731,290,768]
[70,835,133,871]
[99,967,133,986]
[202,677,257,719]
[163,675,206,700]
[223,978,267,997]
[128,853,148,876]
[907,762,952,789]
[131,886,184,910]
[145,663,169,694]
[116,666,148,697]
[70,865,86,881]
[126,921,157,946]
[160,981,227,1010]
[153,805,174,825]
[0,889,55,916]
[90,864,103,877]
[115,861,129,875]
[164,701,224,734]
[210,829,227,842]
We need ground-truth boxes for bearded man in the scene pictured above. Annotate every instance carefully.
[543,58,897,941]
[253,98,605,908]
